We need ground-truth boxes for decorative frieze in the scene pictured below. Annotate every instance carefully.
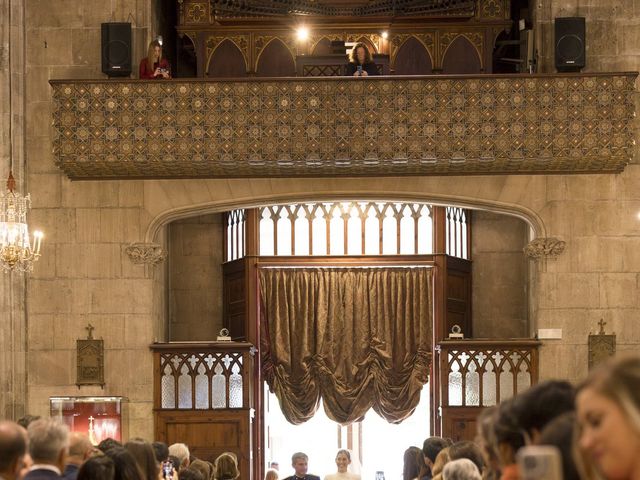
[125,243,167,266]
[524,237,567,259]
[50,73,636,179]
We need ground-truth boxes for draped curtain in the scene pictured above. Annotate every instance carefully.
[260,267,433,425]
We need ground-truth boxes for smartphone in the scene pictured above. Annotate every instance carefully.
[357,65,363,75]
[162,461,174,480]
[517,446,563,480]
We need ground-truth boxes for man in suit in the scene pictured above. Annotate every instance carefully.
[24,419,69,480]
[0,421,28,480]
[62,433,93,480]
[283,452,320,480]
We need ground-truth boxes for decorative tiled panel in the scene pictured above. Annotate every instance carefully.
[50,74,637,179]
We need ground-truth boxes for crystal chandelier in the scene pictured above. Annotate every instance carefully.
[0,172,43,272]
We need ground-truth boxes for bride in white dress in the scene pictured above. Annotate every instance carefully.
[323,450,361,480]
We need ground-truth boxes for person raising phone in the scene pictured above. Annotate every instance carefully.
[140,40,171,79]
[346,43,378,77]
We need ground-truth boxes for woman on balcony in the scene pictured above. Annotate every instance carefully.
[346,43,378,77]
[139,40,171,79]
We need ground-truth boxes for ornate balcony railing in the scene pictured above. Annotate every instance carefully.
[151,342,255,410]
[50,73,636,179]
[439,339,540,408]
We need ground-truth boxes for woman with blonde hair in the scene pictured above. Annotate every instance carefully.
[576,355,640,480]
[214,453,239,480]
[264,469,279,480]
[431,447,451,480]
[139,40,170,79]
[324,450,360,480]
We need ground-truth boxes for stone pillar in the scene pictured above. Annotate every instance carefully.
[0,0,28,420]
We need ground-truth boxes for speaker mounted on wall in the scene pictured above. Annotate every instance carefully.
[101,22,132,77]
[555,17,585,72]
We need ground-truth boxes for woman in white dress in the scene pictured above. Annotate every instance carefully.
[324,450,361,480]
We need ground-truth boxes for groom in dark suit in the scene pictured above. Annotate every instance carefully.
[283,452,320,480]
[24,419,69,480]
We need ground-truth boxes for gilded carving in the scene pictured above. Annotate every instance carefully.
[125,243,167,266]
[523,237,567,259]
[206,35,249,70]
[186,1,208,24]
[479,0,505,19]
[50,74,636,178]
[255,35,298,68]
[441,31,484,61]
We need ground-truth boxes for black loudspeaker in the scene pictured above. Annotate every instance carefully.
[555,17,585,72]
[101,22,132,77]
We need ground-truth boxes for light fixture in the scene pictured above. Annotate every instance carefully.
[381,31,389,39]
[296,26,309,41]
[0,172,43,273]
[2,6,43,274]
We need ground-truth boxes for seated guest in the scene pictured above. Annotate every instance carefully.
[537,412,580,480]
[77,456,115,480]
[168,445,190,471]
[104,448,145,480]
[64,433,94,480]
[265,469,279,480]
[179,470,203,480]
[430,448,451,480]
[346,43,378,77]
[139,40,171,79]
[475,407,500,480]
[151,442,169,464]
[575,355,640,480]
[442,459,481,480]
[189,459,212,480]
[402,447,423,480]
[25,419,70,480]
[0,421,28,480]
[213,453,239,480]
[283,452,319,480]
[421,437,451,480]
[447,442,484,475]
[98,439,123,454]
[125,440,158,480]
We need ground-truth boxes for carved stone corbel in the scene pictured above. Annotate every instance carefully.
[523,237,566,260]
[125,243,167,266]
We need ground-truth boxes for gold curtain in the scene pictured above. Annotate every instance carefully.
[260,267,433,425]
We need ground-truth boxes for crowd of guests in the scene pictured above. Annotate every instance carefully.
[2,355,639,480]
[395,355,640,480]
[0,422,240,480]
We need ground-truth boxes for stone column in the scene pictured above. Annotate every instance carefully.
[0,0,28,420]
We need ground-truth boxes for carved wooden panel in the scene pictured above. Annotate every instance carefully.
[207,38,249,77]
[393,36,433,75]
[223,259,248,341]
[442,34,483,73]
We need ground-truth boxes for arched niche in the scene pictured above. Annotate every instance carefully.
[442,35,482,74]
[393,36,433,75]
[207,40,247,77]
[176,33,197,78]
[352,36,377,55]
[312,37,332,56]
[256,39,296,77]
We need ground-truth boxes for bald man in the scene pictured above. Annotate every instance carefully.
[62,434,92,480]
[0,421,28,480]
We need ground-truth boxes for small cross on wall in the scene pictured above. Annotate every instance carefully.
[598,319,606,335]
[85,323,95,339]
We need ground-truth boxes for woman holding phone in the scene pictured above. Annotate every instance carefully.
[346,43,378,77]
[140,40,171,79]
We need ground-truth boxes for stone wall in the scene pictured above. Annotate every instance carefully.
[471,211,529,339]
[168,214,224,341]
[0,0,636,442]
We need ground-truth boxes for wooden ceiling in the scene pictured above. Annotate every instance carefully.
[208,0,476,19]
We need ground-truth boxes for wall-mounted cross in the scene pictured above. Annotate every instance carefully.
[598,319,606,334]
[86,323,95,339]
